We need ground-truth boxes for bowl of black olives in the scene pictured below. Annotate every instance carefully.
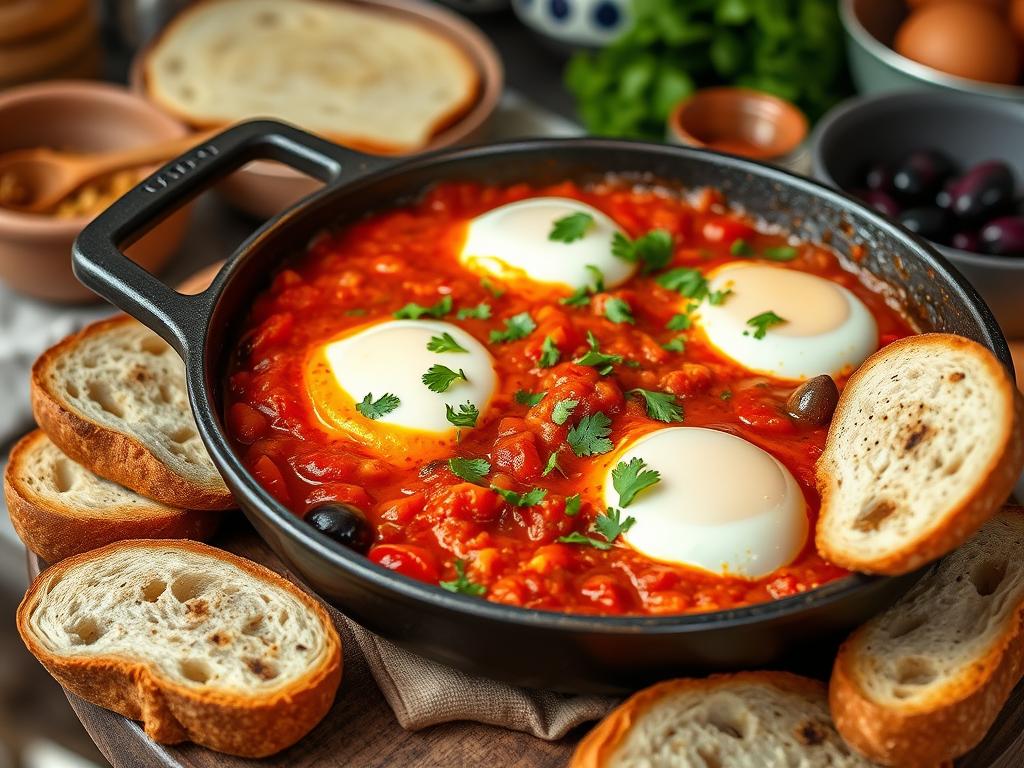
[812,90,1024,336]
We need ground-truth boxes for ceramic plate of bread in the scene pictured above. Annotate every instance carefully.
[6,112,1024,764]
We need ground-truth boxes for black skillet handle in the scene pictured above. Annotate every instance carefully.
[73,119,387,355]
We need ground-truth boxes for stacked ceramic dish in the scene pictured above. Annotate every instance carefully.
[0,0,100,87]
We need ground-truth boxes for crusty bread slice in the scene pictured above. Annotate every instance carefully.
[4,430,220,563]
[143,0,479,154]
[830,506,1024,767]
[31,315,234,510]
[17,539,342,757]
[816,333,1024,575]
[571,672,884,768]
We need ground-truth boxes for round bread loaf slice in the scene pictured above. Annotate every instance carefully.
[31,315,234,510]
[571,671,881,768]
[830,506,1024,767]
[17,540,342,758]
[816,333,1024,575]
[4,430,220,563]
[143,0,479,154]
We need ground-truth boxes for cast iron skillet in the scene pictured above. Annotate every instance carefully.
[72,121,1011,694]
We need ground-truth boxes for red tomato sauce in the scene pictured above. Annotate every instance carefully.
[225,179,914,616]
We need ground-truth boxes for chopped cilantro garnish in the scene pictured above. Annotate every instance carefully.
[720,389,733,401]
[447,457,490,484]
[574,331,622,375]
[440,559,486,596]
[630,388,684,423]
[538,335,561,368]
[355,392,400,420]
[542,451,565,477]
[457,302,492,320]
[481,277,504,297]
[422,364,467,393]
[446,401,480,427]
[666,312,692,331]
[551,397,580,426]
[515,389,546,406]
[707,288,732,305]
[731,239,754,257]
[394,295,452,319]
[763,246,797,262]
[561,265,605,308]
[604,297,635,324]
[611,457,661,507]
[549,212,595,243]
[612,229,674,272]
[567,411,614,457]
[492,485,548,507]
[556,531,612,550]
[745,310,787,339]
[656,267,708,299]
[564,494,582,517]
[489,312,536,343]
[662,337,686,353]
[427,332,468,354]
[594,506,637,542]
[585,264,606,291]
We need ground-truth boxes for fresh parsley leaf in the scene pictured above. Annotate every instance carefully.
[604,297,635,324]
[763,246,797,261]
[612,229,674,272]
[707,288,732,305]
[630,388,684,423]
[427,332,468,354]
[556,531,612,550]
[730,238,754,257]
[564,494,581,516]
[551,398,579,426]
[567,411,614,457]
[447,457,490,484]
[662,337,686,353]
[422,364,467,393]
[491,485,548,507]
[561,265,605,307]
[489,312,536,343]
[561,287,592,307]
[594,506,637,542]
[656,267,708,299]
[356,392,400,420]
[585,264,606,291]
[394,295,452,319]
[542,451,564,477]
[446,401,480,427]
[481,278,504,297]
[574,331,623,375]
[745,310,787,340]
[539,335,561,368]
[611,457,661,507]
[440,559,486,596]
[457,302,492,320]
[666,312,691,330]
[515,389,546,406]
[549,212,595,243]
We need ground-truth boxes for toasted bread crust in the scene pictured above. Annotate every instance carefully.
[816,334,1024,575]
[17,540,342,758]
[31,315,234,511]
[4,431,222,563]
[571,672,829,768]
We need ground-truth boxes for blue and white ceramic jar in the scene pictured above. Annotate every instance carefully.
[512,0,630,48]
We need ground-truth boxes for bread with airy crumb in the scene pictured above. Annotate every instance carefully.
[143,0,479,154]
[816,333,1024,575]
[571,671,885,768]
[17,539,341,757]
[31,315,233,510]
[4,430,220,563]
[830,506,1024,767]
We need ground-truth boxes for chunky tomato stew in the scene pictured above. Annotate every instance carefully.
[225,179,913,616]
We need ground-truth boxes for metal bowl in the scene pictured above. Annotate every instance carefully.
[71,122,1010,693]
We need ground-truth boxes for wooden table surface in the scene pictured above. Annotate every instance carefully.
[25,519,1024,768]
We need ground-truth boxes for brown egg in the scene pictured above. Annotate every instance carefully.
[895,2,1020,84]
[1011,0,1024,43]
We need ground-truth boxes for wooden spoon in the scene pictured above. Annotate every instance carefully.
[0,128,219,214]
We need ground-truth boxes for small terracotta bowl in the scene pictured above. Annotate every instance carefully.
[0,80,192,303]
[130,0,503,220]
[667,87,809,172]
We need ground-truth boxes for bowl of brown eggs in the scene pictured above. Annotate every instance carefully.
[842,0,1024,102]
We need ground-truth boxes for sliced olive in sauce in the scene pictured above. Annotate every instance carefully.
[306,502,374,553]
[786,375,839,427]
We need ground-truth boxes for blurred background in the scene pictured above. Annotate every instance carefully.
[1,0,1023,766]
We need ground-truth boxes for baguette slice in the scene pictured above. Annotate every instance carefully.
[571,672,884,768]
[816,333,1024,574]
[144,0,479,154]
[4,430,220,563]
[32,315,234,510]
[830,506,1024,767]
[17,540,342,758]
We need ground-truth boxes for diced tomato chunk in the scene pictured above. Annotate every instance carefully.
[732,391,798,435]
[250,454,290,505]
[431,483,502,523]
[493,431,542,482]
[368,544,440,583]
[701,216,754,245]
